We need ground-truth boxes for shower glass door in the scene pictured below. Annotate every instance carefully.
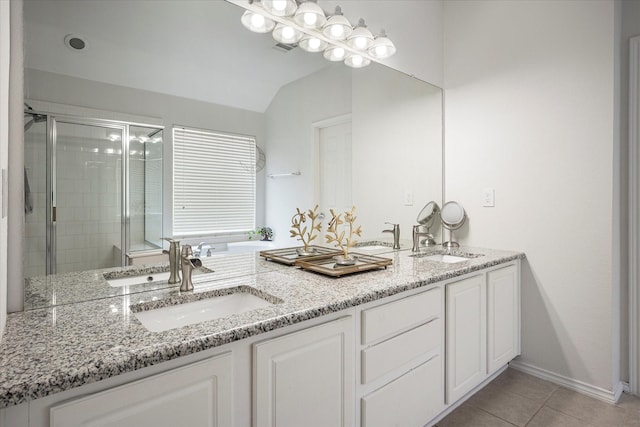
[52,120,125,274]
[24,110,164,281]
[23,112,48,278]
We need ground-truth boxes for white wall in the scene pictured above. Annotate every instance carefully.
[352,65,442,241]
[8,0,24,313]
[444,0,618,392]
[620,0,640,386]
[0,0,11,335]
[265,65,352,243]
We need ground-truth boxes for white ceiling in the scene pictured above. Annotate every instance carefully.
[23,0,419,113]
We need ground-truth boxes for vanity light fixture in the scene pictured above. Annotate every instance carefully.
[344,53,370,69]
[322,6,352,41]
[323,45,346,61]
[241,9,276,33]
[347,19,373,50]
[293,0,326,29]
[368,29,396,59]
[262,0,297,16]
[272,23,303,44]
[299,35,328,53]
[235,0,396,68]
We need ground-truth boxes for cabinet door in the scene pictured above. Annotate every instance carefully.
[253,316,354,427]
[446,274,486,404]
[487,264,520,373]
[49,353,233,427]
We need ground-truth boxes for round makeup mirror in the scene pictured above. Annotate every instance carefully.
[417,201,440,227]
[415,201,440,247]
[441,201,466,248]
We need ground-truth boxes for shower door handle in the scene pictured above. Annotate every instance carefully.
[52,206,56,222]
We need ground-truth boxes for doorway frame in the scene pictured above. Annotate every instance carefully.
[629,35,640,395]
[312,113,352,208]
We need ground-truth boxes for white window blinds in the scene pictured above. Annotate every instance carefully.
[173,126,256,236]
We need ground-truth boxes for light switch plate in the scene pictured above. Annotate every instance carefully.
[482,188,495,207]
[404,190,413,206]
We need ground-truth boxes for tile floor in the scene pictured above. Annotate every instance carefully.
[436,368,640,427]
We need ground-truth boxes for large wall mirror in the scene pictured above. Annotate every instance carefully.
[22,0,443,309]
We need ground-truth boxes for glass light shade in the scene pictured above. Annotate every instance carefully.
[368,35,396,59]
[262,0,297,17]
[344,53,371,68]
[241,10,276,33]
[323,45,347,61]
[322,12,352,41]
[272,23,303,44]
[299,35,328,53]
[347,24,374,50]
[293,2,326,29]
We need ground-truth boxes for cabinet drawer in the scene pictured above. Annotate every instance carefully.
[362,319,441,384]
[361,287,441,345]
[362,354,443,427]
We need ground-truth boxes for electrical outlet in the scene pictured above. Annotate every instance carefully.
[482,188,495,207]
[404,190,413,206]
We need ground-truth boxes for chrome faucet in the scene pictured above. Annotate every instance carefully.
[180,245,202,292]
[382,222,401,249]
[195,242,212,258]
[412,225,436,252]
[162,238,181,284]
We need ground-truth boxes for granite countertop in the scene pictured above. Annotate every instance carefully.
[24,251,289,310]
[0,245,524,408]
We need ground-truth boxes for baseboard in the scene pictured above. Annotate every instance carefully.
[622,381,630,394]
[509,360,625,404]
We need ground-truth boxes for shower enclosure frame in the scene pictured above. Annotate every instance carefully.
[24,107,163,275]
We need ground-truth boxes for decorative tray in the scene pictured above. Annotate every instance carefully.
[294,252,393,277]
[259,245,342,266]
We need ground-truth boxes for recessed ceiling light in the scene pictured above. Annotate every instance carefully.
[64,34,88,52]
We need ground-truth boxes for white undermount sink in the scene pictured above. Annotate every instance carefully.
[132,287,280,332]
[357,245,392,251]
[422,254,471,263]
[106,269,210,287]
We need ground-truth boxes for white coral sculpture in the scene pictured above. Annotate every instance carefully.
[289,205,322,252]
[325,206,362,258]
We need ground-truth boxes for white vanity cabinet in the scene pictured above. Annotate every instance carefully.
[253,316,355,427]
[445,262,520,404]
[487,264,521,374]
[0,257,522,427]
[359,286,444,427]
[445,274,487,403]
[48,352,233,427]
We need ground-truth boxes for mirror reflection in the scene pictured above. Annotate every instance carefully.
[22,0,443,309]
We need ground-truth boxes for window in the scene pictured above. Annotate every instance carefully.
[173,126,256,236]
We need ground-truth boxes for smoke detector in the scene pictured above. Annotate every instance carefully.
[64,34,88,52]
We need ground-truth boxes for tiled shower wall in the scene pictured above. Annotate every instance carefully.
[55,132,122,274]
